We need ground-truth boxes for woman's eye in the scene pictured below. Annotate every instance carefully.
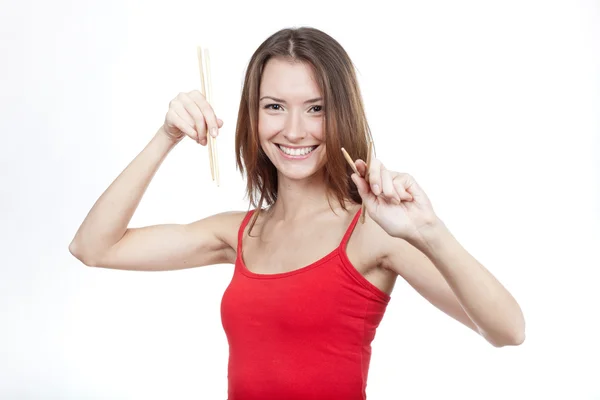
[310,105,323,113]
[265,104,282,111]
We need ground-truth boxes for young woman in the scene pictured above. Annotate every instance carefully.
[69,27,525,399]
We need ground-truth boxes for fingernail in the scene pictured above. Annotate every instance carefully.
[211,128,218,138]
[372,184,380,194]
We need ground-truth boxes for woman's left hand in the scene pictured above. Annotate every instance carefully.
[352,158,440,241]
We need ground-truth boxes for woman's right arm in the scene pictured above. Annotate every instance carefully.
[68,91,239,271]
[71,210,246,271]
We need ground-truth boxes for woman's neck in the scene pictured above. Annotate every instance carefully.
[267,172,337,222]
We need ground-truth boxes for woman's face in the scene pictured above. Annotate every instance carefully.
[258,57,327,181]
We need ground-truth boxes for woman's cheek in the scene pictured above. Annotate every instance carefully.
[307,117,325,140]
[258,115,283,139]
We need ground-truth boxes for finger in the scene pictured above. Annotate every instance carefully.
[393,177,414,201]
[351,173,377,203]
[189,90,220,138]
[176,93,205,142]
[170,99,195,125]
[355,159,367,177]
[217,118,224,128]
[368,159,382,196]
[166,109,197,139]
[171,100,198,135]
[401,174,427,204]
[381,165,401,204]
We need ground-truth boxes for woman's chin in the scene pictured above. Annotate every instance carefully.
[276,164,325,182]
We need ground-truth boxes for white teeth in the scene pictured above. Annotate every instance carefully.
[278,145,316,156]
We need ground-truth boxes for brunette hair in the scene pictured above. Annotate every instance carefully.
[235,27,373,233]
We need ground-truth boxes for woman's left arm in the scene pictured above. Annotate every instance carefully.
[401,219,525,347]
[352,157,525,348]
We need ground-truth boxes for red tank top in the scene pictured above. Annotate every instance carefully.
[220,208,392,400]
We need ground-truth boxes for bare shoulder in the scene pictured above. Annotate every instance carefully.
[187,210,248,264]
[342,208,401,296]
[358,217,431,276]
[349,211,449,299]
[347,211,396,266]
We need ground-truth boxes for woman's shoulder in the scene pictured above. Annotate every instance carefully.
[212,209,251,231]
[348,206,397,261]
[195,210,250,247]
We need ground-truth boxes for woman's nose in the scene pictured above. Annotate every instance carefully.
[283,111,306,142]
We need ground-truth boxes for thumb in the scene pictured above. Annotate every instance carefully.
[352,173,377,204]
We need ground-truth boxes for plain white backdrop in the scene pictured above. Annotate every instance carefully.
[1,0,599,398]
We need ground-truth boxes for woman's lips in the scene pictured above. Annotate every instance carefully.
[275,143,319,160]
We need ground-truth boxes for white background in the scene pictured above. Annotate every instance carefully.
[1,0,599,398]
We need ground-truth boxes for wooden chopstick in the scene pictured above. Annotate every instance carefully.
[196,46,219,186]
[341,148,360,175]
[341,140,373,224]
[361,140,373,223]
[204,48,220,187]
[196,47,212,178]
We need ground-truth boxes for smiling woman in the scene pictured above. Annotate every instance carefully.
[235,28,373,234]
[69,26,524,400]
[257,60,327,178]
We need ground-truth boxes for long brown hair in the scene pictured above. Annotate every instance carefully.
[235,27,373,233]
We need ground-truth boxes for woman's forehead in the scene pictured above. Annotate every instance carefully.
[260,58,322,101]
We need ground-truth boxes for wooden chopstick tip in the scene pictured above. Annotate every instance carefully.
[341,147,360,176]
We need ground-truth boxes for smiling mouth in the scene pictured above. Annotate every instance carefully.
[276,144,319,157]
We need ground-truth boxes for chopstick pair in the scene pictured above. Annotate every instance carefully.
[341,140,373,224]
[196,46,220,186]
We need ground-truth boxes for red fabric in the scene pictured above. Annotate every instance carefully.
[220,208,391,400]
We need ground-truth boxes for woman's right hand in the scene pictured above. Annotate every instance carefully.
[161,90,223,145]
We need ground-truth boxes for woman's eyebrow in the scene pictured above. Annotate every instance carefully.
[304,97,323,104]
[259,96,322,104]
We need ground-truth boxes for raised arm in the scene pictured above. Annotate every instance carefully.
[68,91,234,271]
[78,211,245,271]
